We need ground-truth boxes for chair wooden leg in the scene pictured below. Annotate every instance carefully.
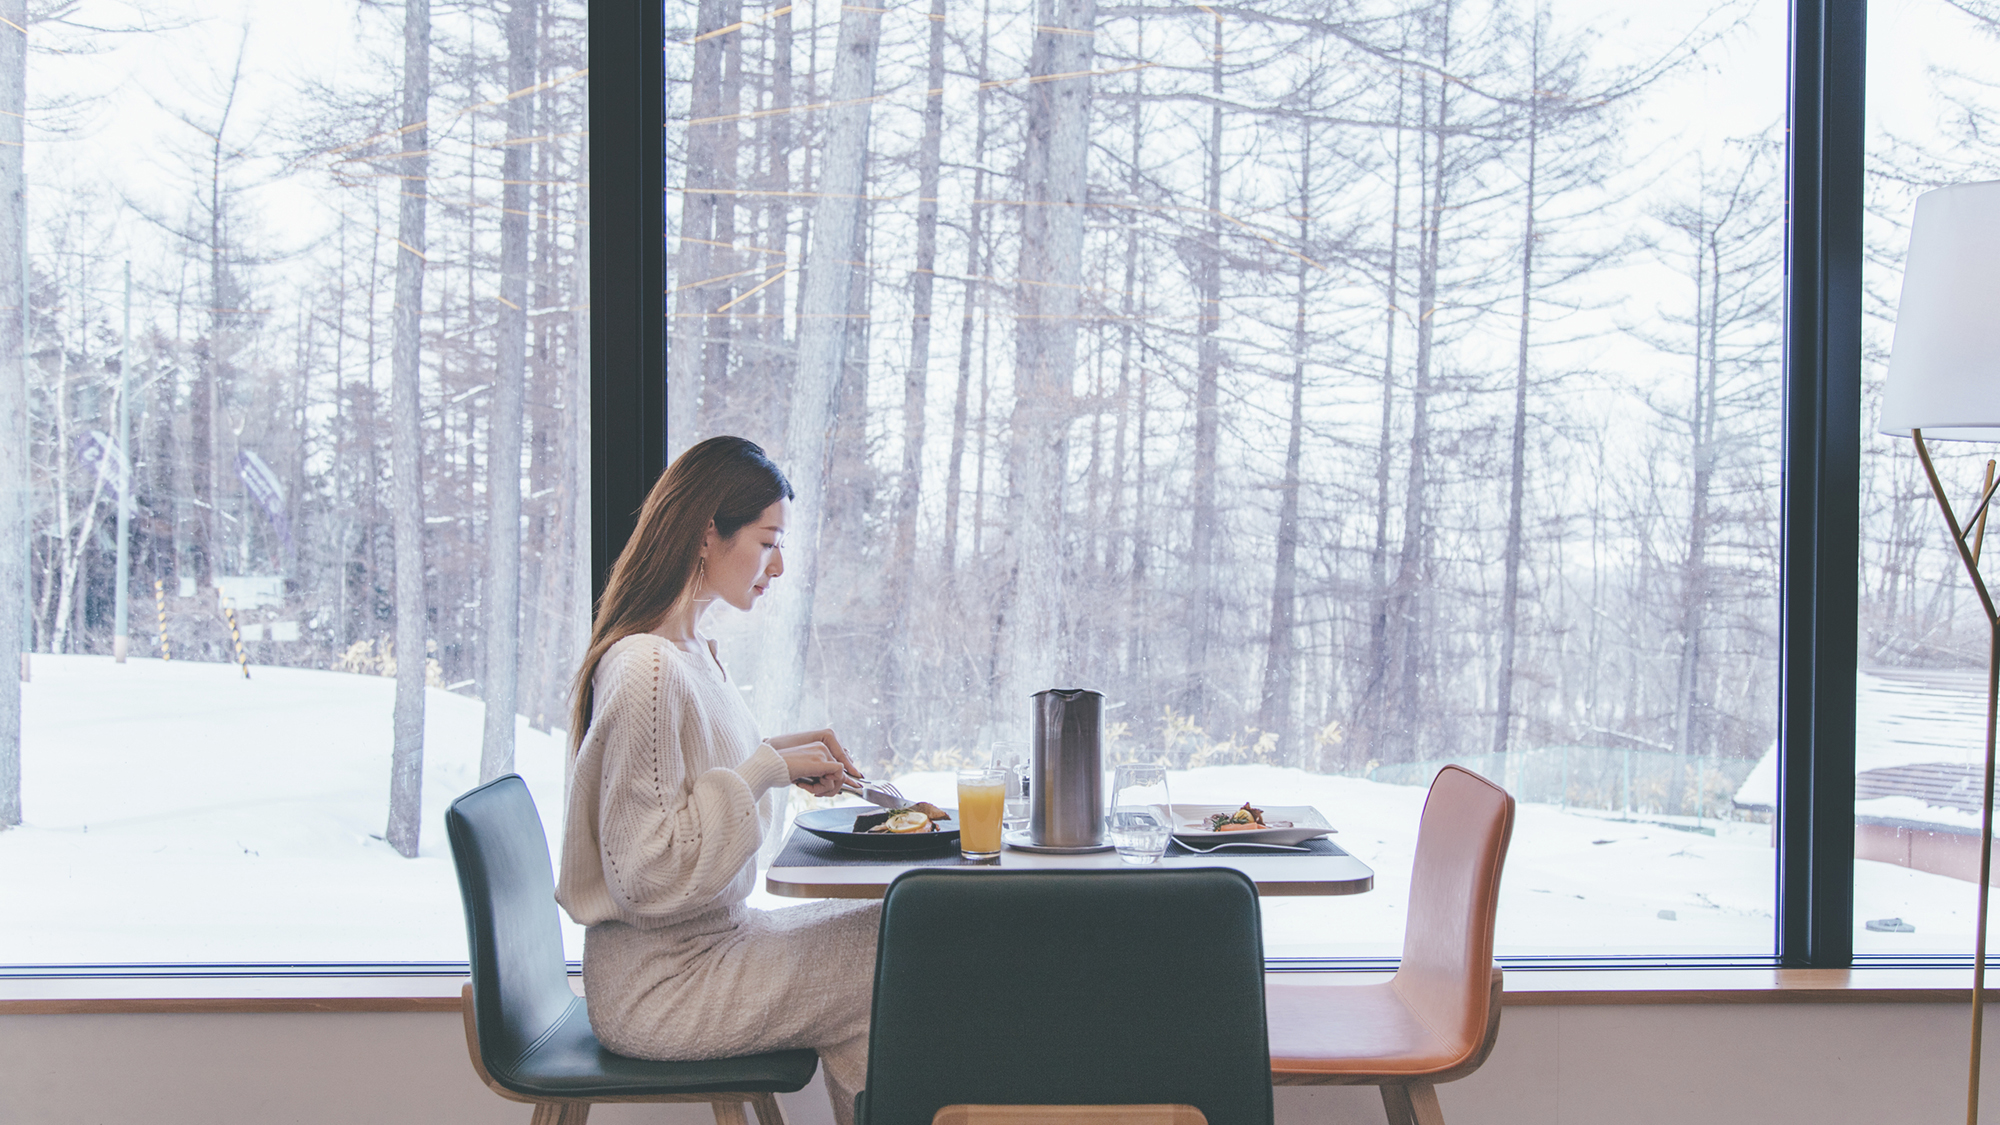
[1379,1085,1417,1125]
[529,1102,590,1125]
[1405,1084,1444,1125]
[748,1092,790,1125]
[713,1099,751,1125]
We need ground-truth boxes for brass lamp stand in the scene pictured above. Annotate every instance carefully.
[1911,430,2000,1125]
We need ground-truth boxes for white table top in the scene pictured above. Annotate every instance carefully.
[765,835,1376,899]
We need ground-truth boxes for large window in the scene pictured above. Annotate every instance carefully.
[1853,0,2000,957]
[667,0,1789,956]
[0,0,1881,970]
[0,0,590,962]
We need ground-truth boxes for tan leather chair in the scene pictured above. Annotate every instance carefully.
[1266,764,1515,1125]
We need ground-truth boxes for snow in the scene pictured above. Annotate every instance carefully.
[872,766,1780,957]
[4,656,1993,963]
[4,655,582,963]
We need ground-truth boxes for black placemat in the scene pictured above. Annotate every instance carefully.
[770,829,1348,868]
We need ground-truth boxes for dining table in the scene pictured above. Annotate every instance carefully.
[764,819,1376,900]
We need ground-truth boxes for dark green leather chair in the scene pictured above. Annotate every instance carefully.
[447,773,820,1125]
[857,868,1273,1125]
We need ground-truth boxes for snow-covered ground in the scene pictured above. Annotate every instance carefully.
[2,656,1990,963]
[1736,668,2000,954]
[4,655,581,963]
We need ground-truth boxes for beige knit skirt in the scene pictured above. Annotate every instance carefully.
[583,899,882,1125]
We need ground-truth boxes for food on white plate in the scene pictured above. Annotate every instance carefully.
[1198,803,1295,833]
[853,802,954,834]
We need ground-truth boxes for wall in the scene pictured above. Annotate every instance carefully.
[1,1001,1991,1125]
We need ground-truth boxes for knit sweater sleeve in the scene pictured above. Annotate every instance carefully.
[587,638,789,920]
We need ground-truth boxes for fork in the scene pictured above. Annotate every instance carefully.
[1171,837,1311,854]
[841,778,908,804]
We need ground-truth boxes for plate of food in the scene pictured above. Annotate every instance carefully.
[1171,803,1334,848]
[794,804,960,853]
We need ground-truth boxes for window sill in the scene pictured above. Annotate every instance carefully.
[3,967,1996,1015]
[0,973,474,1014]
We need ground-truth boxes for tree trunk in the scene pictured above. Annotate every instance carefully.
[1183,11,1224,728]
[1259,136,1309,759]
[1114,38,1144,687]
[0,0,24,825]
[1355,70,1404,769]
[943,0,993,576]
[831,169,873,531]
[773,0,882,726]
[1676,231,1721,765]
[387,0,431,859]
[697,4,743,436]
[480,0,537,783]
[1385,41,1451,764]
[191,67,243,600]
[758,0,794,441]
[884,0,946,752]
[668,0,735,456]
[1493,24,1540,767]
[1003,0,1097,700]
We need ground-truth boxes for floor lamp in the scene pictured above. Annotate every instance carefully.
[1880,178,2000,1125]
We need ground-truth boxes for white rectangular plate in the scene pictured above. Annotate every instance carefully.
[1171,804,1334,847]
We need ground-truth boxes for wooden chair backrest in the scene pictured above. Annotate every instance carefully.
[1392,765,1515,1067]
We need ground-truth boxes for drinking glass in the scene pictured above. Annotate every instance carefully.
[1109,763,1173,865]
[957,767,1007,862]
[991,740,1030,833]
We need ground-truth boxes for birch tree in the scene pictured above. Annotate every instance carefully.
[774,0,883,726]
[480,0,537,782]
[387,0,431,857]
[1003,0,1098,700]
[883,0,947,752]
[0,0,25,828]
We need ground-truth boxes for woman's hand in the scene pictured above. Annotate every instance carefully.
[770,728,861,797]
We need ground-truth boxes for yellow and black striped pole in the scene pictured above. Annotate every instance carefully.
[219,592,251,680]
[153,579,171,661]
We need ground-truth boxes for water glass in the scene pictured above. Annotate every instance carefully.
[1109,763,1173,865]
[991,740,1030,833]
[957,767,1007,863]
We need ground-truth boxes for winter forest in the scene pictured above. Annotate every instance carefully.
[4,0,2000,854]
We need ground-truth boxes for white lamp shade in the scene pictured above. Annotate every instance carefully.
[1881,179,2000,440]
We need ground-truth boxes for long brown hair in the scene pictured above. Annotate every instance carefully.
[568,436,793,747]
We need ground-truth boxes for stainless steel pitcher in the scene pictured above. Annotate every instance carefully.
[1030,688,1105,848]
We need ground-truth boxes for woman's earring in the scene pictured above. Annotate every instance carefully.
[697,558,707,582]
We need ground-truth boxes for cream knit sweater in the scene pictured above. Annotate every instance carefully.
[556,632,793,930]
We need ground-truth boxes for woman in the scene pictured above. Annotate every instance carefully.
[556,436,879,1125]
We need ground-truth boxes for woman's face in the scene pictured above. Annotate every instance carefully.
[700,498,788,612]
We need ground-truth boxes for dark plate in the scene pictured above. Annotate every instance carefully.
[794,805,960,853]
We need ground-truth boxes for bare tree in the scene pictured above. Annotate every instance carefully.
[774,0,883,726]
[1257,132,1314,756]
[1648,139,1782,770]
[480,0,538,782]
[943,0,995,576]
[1002,0,1098,700]
[387,0,432,858]
[668,0,739,458]
[1182,7,1225,727]
[883,0,947,751]
[0,0,25,828]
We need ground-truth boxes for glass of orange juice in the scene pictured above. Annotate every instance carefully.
[957,768,1007,863]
